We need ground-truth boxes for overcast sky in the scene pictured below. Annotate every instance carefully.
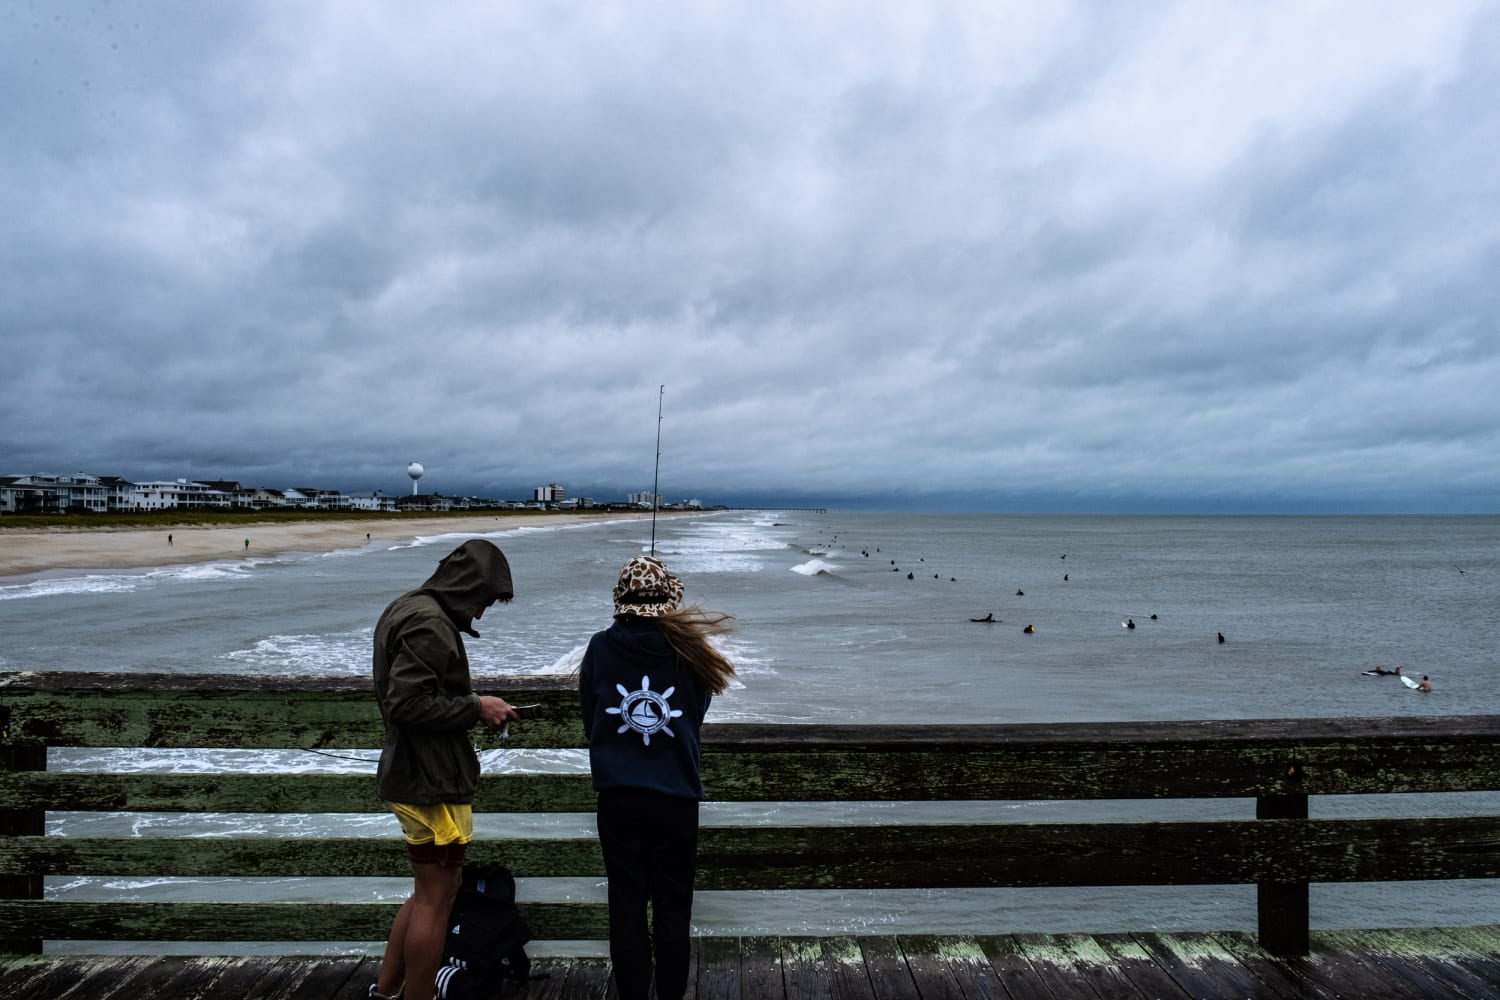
[4,2,1499,512]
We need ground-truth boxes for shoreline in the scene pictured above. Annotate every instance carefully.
[0,512,652,580]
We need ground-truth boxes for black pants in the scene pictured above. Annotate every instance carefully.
[596,788,700,1000]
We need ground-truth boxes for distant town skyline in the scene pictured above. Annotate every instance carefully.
[0,470,711,516]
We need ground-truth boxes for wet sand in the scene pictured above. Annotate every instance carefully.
[0,512,644,579]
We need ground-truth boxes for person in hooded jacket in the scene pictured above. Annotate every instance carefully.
[579,555,736,1000]
[371,539,521,1000]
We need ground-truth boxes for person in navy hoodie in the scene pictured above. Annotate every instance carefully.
[578,555,736,1000]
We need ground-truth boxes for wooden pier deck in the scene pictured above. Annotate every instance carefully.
[3,927,1498,999]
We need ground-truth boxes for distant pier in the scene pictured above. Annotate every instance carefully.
[721,506,828,512]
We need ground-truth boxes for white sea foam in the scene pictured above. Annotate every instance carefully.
[219,630,371,675]
[646,517,792,574]
[0,573,145,601]
[543,643,587,675]
[790,558,839,576]
[0,558,275,601]
[50,746,383,775]
[477,747,588,774]
[393,516,648,551]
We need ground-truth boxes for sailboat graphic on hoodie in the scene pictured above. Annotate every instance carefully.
[607,675,682,746]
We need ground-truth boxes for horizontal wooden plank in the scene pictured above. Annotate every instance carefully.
[0,835,602,878]
[8,742,1500,805]
[5,746,1500,806]
[5,672,1497,747]
[707,715,1500,746]
[3,817,1496,885]
[700,739,1500,798]
[0,771,598,813]
[0,899,608,942]
[700,816,1500,887]
[0,673,577,696]
[15,742,1491,804]
[0,684,582,750]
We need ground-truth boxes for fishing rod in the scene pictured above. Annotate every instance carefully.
[650,384,663,555]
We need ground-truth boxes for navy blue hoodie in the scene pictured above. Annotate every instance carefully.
[578,617,711,801]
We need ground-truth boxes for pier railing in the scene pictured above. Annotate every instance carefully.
[2,672,1498,957]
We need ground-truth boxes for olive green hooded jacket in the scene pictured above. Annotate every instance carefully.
[373,539,514,804]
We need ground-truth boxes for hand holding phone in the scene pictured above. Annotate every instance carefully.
[512,704,542,720]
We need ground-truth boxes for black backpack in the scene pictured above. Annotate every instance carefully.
[435,863,535,999]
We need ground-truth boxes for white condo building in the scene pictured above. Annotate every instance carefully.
[121,480,231,511]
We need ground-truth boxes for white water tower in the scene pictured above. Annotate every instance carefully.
[406,461,424,496]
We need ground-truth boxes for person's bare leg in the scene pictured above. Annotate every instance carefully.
[402,861,464,1000]
[374,897,415,997]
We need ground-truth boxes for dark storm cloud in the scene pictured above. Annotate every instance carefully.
[2,1,1498,510]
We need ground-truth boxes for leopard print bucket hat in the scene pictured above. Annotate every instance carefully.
[612,555,685,617]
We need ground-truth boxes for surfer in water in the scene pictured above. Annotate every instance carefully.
[970,613,996,623]
[1418,675,1432,693]
[1022,624,1035,634]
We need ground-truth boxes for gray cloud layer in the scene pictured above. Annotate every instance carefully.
[4,1,1498,510]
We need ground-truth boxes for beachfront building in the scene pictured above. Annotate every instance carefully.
[533,483,566,503]
[395,494,453,512]
[250,488,287,508]
[0,473,110,514]
[194,481,257,508]
[346,491,398,512]
[99,476,138,512]
[628,490,663,508]
[294,488,350,510]
[0,476,57,514]
[121,480,231,511]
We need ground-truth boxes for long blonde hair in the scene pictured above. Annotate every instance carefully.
[642,605,737,696]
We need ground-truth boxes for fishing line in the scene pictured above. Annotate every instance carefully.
[650,384,664,555]
[300,748,378,765]
[302,747,521,767]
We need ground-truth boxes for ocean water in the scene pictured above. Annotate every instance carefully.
[2,511,1498,951]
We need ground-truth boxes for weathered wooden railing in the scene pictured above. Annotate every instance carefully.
[2,672,1499,957]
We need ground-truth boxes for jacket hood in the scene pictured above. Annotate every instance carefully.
[419,539,513,637]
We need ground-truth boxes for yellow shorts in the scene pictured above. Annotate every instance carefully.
[388,802,473,865]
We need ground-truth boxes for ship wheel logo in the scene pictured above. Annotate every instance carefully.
[607,675,682,746]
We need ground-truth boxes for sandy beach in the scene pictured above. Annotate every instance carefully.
[0,512,645,579]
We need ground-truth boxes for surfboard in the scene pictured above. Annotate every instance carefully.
[1400,675,1419,689]
[1361,670,1381,676]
